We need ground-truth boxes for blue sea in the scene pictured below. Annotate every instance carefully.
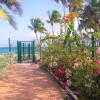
[0,47,17,53]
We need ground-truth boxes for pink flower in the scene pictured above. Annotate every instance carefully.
[65,69,72,78]
[96,60,100,65]
[96,68,100,74]
[96,47,100,54]
[73,61,82,69]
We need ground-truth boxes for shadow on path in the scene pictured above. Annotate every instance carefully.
[0,64,66,100]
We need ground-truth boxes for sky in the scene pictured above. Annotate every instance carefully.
[0,0,69,47]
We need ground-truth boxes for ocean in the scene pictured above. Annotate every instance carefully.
[0,47,17,53]
[0,47,39,53]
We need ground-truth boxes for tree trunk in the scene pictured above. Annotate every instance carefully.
[60,24,63,35]
[35,33,40,44]
[40,37,42,61]
[51,24,54,35]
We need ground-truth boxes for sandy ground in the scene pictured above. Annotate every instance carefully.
[0,63,66,100]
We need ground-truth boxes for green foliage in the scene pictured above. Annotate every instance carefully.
[47,10,62,25]
[51,10,62,23]
[28,18,46,33]
[42,35,100,99]
[64,22,82,48]
[79,0,100,32]
[0,53,14,77]
[93,32,100,39]
[0,0,22,29]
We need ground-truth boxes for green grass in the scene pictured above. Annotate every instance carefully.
[0,53,14,77]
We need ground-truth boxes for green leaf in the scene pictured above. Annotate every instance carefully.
[93,32,100,39]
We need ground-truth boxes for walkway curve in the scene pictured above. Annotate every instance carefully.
[0,64,66,100]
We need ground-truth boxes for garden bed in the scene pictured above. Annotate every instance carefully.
[41,65,77,100]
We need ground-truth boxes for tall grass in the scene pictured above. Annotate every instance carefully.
[0,53,14,77]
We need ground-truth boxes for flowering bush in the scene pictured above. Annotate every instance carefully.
[54,64,72,88]
[42,35,100,99]
[96,47,100,55]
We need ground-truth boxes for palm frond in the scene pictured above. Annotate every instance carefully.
[28,25,33,30]
[0,6,10,20]
[41,35,60,42]
[9,18,17,29]
[31,18,34,27]
[0,0,22,15]
[0,0,22,29]
[53,0,84,8]
[0,6,17,29]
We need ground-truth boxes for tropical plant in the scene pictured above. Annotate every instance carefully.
[0,0,22,29]
[53,0,84,35]
[28,18,47,44]
[47,10,62,35]
[78,0,100,57]
[79,0,100,32]
[53,0,84,16]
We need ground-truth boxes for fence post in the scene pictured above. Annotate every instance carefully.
[22,43,25,59]
[8,38,12,63]
[28,43,30,59]
[32,41,35,62]
[17,41,22,63]
[40,37,42,61]
[9,38,11,52]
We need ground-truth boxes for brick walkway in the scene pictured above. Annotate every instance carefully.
[0,64,66,100]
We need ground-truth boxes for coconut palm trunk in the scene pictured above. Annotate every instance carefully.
[60,24,63,34]
[51,24,54,35]
[35,33,40,44]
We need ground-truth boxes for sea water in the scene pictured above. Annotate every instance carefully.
[0,47,17,53]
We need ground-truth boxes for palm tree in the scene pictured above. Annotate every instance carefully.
[28,18,47,60]
[79,0,100,57]
[0,0,22,29]
[47,10,62,35]
[28,18,46,44]
[53,0,84,15]
[79,0,100,32]
[53,0,84,33]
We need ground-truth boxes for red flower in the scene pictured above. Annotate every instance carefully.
[63,80,72,88]
[54,64,66,78]
[96,60,100,65]
[96,68,100,74]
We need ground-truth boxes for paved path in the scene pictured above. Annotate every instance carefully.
[0,64,66,100]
